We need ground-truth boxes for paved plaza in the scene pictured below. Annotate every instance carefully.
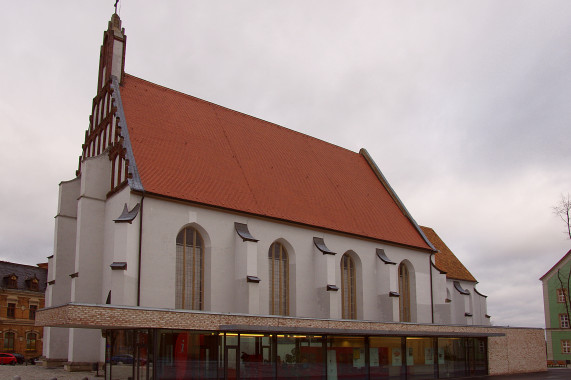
[0,364,99,380]
[1,365,570,380]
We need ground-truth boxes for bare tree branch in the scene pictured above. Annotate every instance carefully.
[553,193,571,240]
[557,268,571,328]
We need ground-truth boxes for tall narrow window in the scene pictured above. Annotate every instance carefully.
[268,242,289,315]
[7,303,15,319]
[29,305,37,320]
[562,340,571,354]
[26,332,37,351]
[176,227,204,310]
[341,253,356,319]
[4,332,14,351]
[558,289,568,303]
[399,263,411,322]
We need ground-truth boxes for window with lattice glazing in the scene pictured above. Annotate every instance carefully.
[557,288,568,303]
[341,253,356,319]
[268,242,289,315]
[176,227,204,310]
[563,340,571,354]
[29,305,37,320]
[399,263,411,322]
[26,332,37,351]
[560,314,570,328]
[4,332,14,351]
[6,303,15,319]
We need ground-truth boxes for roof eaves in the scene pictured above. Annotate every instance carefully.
[111,75,144,192]
[132,189,436,253]
[540,248,571,281]
[359,148,436,252]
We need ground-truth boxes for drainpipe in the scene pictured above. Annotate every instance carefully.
[137,191,145,306]
[430,253,434,323]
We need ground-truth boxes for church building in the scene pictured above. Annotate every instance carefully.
[38,12,546,379]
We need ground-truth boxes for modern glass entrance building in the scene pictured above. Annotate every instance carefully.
[105,329,488,380]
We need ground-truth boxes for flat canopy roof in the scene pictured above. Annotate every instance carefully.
[220,324,504,338]
[37,303,506,338]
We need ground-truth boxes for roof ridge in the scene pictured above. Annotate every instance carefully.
[0,261,47,270]
[123,73,359,156]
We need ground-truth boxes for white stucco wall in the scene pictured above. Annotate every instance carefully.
[48,154,489,363]
[131,196,437,323]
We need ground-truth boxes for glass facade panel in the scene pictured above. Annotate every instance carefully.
[103,330,488,380]
[109,330,134,380]
[240,334,275,380]
[406,337,436,379]
[135,330,151,380]
[155,330,220,379]
[369,337,404,379]
[327,336,367,380]
[276,335,324,379]
[437,338,466,378]
[466,338,487,376]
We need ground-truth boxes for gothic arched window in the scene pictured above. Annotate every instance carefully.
[268,242,289,315]
[176,226,204,310]
[341,253,357,319]
[399,262,411,322]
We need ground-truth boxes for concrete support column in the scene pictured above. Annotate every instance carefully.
[65,328,104,371]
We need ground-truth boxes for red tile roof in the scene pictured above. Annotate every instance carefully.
[119,74,433,251]
[420,226,477,282]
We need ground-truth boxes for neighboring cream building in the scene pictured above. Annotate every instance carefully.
[38,12,545,379]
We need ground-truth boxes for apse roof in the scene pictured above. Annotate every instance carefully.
[420,226,477,282]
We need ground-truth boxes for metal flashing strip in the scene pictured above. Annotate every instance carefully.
[246,276,261,283]
[474,287,488,298]
[453,281,470,295]
[389,291,400,297]
[110,262,128,270]
[359,148,437,252]
[114,203,140,223]
[235,223,259,242]
[313,237,336,255]
[327,284,339,291]
[376,249,396,265]
[110,75,144,192]
[219,324,505,338]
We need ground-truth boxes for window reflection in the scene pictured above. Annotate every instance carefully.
[369,337,404,379]
[276,335,324,379]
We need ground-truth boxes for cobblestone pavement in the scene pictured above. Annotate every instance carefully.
[0,364,100,380]
[474,368,571,379]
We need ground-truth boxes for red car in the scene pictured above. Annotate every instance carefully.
[0,353,16,365]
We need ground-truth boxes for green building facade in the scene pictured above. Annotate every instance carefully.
[541,249,571,362]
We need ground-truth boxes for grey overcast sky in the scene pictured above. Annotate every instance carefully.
[1,1,570,328]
